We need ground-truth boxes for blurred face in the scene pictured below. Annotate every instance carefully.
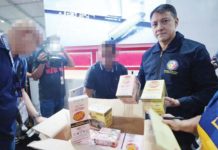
[98,45,115,69]
[8,26,40,55]
[151,11,178,45]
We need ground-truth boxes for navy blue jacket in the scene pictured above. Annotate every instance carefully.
[84,61,127,99]
[0,34,18,140]
[138,32,218,146]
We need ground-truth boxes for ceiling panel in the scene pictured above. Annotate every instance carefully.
[10,0,42,4]
[0,0,10,6]
[0,0,45,33]
[34,16,45,24]
[0,6,27,19]
[0,22,10,32]
[19,2,44,17]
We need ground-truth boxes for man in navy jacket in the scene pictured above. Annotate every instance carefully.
[138,4,218,149]
[0,20,40,150]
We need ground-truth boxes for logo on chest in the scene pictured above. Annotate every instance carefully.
[164,60,179,75]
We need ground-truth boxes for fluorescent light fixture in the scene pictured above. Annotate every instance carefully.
[107,12,145,41]
[0,20,5,23]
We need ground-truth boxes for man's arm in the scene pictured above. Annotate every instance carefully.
[31,64,45,80]
[21,89,45,123]
[83,67,96,97]
[62,50,74,67]
[163,114,201,134]
[137,54,146,90]
[31,52,47,80]
[166,46,218,114]
[84,88,94,97]
[180,46,218,112]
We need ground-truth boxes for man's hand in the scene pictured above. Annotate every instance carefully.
[164,97,180,107]
[37,52,48,63]
[211,56,218,69]
[35,116,47,124]
[162,114,182,131]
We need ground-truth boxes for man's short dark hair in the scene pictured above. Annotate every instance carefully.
[102,40,116,54]
[150,4,177,19]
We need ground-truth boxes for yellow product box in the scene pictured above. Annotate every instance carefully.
[116,75,141,104]
[140,80,167,115]
[89,104,112,127]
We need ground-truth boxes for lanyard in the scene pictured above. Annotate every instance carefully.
[9,51,16,73]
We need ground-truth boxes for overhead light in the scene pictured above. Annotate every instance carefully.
[0,20,5,23]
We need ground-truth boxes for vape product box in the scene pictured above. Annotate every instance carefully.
[93,128,121,148]
[116,75,141,104]
[89,104,112,127]
[68,95,90,143]
[70,120,90,143]
[140,80,167,115]
[122,133,144,150]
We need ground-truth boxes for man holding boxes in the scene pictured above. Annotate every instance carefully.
[137,4,218,149]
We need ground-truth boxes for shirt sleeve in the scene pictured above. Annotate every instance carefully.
[121,65,128,75]
[179,45,218,114]
[20,59,27,88]
[137,55,146,90]
[84,66,96,90]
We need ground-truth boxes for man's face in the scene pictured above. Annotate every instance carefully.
[99,46,115,69]
[9,27,40,55]
[151,11,178,44]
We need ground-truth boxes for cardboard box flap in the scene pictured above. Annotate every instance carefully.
[141,80,167,100]
[28,139,73,150]
[148,109,181,150]
[33,109,70,138]
[28,139,119,150]
[89,104,112,114]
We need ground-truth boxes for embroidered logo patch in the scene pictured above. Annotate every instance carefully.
[167,60,178,71]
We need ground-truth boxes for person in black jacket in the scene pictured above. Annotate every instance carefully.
[137,4,218,149]
[0,20,41,150]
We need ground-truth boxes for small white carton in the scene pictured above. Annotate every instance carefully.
[68,95,90,143]
[116,75,141,104]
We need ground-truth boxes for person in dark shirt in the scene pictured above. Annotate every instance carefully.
[0,19,41,150]
[84,41,128,99]
[137,4,218,149]
[31,35,74,117]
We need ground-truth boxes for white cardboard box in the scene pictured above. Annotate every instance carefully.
[29,98,180,150]
[116,75,141,104]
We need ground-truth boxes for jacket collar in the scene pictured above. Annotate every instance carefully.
[99,61,117,72]
[152,31,184,54]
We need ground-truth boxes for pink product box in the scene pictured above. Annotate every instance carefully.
[93,128,121,148]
